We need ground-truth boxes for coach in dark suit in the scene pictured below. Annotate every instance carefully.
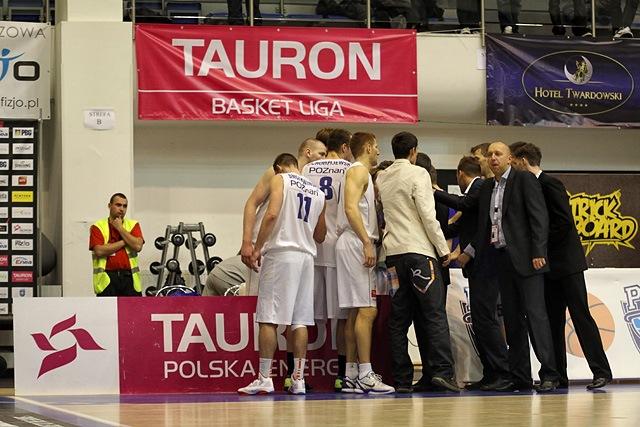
[460,141,559,392]
[511,142,612,390]
[435,156,510,390]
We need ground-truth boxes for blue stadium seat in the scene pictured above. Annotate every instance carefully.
[8,0,44,22]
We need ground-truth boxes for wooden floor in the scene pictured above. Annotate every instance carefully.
[4,385,640,427]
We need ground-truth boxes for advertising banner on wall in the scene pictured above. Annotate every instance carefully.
[14,269,640,395]
[551,173,639,268]
[0,22,51,119]
[135,24,417,123]
[486,35,640,128]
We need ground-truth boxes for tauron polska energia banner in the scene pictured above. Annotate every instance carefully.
[486,35,640,128]
[135,24,417,123]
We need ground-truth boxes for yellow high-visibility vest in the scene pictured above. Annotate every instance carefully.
[91,218,141,294]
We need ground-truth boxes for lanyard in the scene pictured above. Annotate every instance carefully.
[492,180,501,223]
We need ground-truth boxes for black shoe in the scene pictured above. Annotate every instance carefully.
[481,378,513,392]
[412,381,435,392]
[465,380,488,390]
[431,376,461,392]
[535,380,559,393]
[396,385,414,393]
[586,378,610,390]
[558,380,569,389]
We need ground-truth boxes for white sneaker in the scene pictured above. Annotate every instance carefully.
[503,25,513,34]
[288,377,306,395]
[341,376,364,394]
[614,26,633,39]
[460,27,472,34]
[357,371,396,394]
[238,375,274,395]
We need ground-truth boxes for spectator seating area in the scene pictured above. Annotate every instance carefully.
[1,0,638,36]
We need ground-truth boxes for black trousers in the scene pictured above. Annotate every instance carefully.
[603,0,640,29]
[227,0,261,25]
[457,0,480,28]
[469,274,510,381]
[387,253,455,387]
[545,272,612,382]
[97,270,141,297]
[549,0,589,35]
[496,250,559,384]
[497,0,521,29]
[414,280,448,384]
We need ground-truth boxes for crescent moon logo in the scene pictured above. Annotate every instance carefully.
[564,56,593,85]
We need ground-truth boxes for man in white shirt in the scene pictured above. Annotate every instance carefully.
[376,131,458,393]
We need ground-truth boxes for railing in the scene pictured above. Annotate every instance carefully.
[2,0,639,38]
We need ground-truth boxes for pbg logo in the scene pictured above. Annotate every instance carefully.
[31,314,105,378]
[621,285,640,353]
[12,127,34,138]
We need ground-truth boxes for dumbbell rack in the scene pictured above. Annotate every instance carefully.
[150,222,221,295]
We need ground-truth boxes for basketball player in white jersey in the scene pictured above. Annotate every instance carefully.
[301,129,353,391]
[240,138,327,291]
[240,138,326,390]
[238,153,327,395]
[336,133,395,394]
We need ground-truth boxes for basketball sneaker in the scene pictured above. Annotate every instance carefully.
[357,371,396,394]
[238,375,274,395]
[288,377,306,395]
[334,376,344,392]
[283,377,293,391]
[341,376,364,394]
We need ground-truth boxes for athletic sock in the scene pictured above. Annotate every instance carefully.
[358,363,373,379]
[286,352,294,376]
[346,362,358,380]
[259,358,272,379]
[293,358,306,380]
[338,355,346,378]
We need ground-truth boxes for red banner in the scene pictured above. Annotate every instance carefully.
[135,24,417,123]
[118,296,392,393]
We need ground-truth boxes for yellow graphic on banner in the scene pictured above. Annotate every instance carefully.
[11,191,33,203]
[569,190,638,255]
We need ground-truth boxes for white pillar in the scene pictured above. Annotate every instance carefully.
[56,0,133,296]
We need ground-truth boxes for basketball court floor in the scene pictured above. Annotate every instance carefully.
[1,384,639,426]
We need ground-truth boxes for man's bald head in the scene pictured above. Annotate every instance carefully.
[298,138,327,166]
[487,141,513,179]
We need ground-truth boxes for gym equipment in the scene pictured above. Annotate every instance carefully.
[154,234,185,250]
[148,222,222,297]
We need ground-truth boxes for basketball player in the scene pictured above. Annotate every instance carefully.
[238,153,326,395]
[336,132,395,394]
[240,138,326,388]
[302,129,353,391]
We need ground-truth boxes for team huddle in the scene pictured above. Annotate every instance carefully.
[236,129,612,395]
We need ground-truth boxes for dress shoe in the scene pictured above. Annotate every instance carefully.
[412,381,435,392]
[535,380,559,393]
[396,385,414,394]
[431,376,462,392]
[481,378,512,392]
[465,379,488,390]
[586,378,610,390]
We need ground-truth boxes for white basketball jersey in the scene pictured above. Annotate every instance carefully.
[336,162,379,240]
[302,158,351,267]
[262,173,325,256]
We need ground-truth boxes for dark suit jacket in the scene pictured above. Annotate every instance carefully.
[473,168,550,277]
[435,177,483,277]
[434,199,451,285]
[538,172,588,280]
